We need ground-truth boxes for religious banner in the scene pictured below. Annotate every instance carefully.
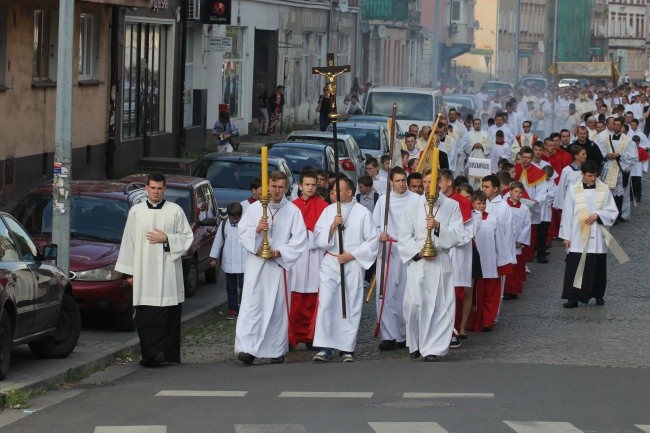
[468,157,492,178]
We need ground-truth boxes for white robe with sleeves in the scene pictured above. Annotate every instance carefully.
[313,202,379,352]
[234,198,307,358]
[398,193,465,357]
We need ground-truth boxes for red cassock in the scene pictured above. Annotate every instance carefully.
[288,195,328,347]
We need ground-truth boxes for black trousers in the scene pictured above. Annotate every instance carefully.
[613,194,623,216]
[562,253,607,303]
[135,304,182,364]
[536,221,550,258]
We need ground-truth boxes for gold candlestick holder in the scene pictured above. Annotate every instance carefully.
[420,192,438,259]
[257,196,275,259]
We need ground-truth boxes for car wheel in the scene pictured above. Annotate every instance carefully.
[28,292,81,359]
[204,265,218,284]
[184,259,199,298]
[114,303,136,332]
[0,310,13,381]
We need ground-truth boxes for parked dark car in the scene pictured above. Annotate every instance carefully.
[12,181,147,331]
[119,175,221,298]
[193,152,295,208]
[0,212,80,380]
[265,142,337,182]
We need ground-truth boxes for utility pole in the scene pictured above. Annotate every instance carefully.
[514,0,521,83]
[432,0,440,87]
[52,0,74,274]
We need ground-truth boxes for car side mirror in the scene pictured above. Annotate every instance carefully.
[43,245,58,263]
[200,217,218,227]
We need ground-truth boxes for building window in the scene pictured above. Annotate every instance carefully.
[451,0,462,22]
[0,7,6,87]
[301,32,310,103]
[79,13,99,81]
[122,21,170,139]
[312,34,324,101]
[33,10,58,83]
[336,35,349,97]
[222,26,243,117]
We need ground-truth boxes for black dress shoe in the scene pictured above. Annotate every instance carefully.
[618,217,628,223]
[396,341,407,349]
[482,326,493,332]
[595,297,605,306]
[458,334,468,340]
[409,350,421,359]
[379,339,398,351]
[270,356,284,364]
[537,256,549,263]
[424,355,437,362]
[563,300,579,308]
[237,352,255,365]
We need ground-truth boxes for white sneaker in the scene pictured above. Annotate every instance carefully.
[340,353,355,363]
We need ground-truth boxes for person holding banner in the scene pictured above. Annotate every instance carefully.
[560,160,620,308]
[372,167,414,350]
[466,118,493,189]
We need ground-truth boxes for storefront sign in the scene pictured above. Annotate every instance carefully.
[200,0,231,25]
[206,36,232,52]
[150,0,168,12]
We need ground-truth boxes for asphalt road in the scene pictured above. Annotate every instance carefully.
[0,361,648,432]
[0,175,648,433]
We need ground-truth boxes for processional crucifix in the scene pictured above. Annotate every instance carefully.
[312,53,351,319]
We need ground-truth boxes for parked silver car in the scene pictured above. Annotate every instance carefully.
[326,121,389,159]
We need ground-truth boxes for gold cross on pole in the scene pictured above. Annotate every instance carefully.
[312,53,351,117]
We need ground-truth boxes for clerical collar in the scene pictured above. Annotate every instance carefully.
[146,199,166,209]
[612,134,621,140]
[268,197,286,210]
[583,182,596,189]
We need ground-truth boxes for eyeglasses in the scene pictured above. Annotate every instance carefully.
[438,123,448,128]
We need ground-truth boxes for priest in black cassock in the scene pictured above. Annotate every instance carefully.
[115,172,194,366]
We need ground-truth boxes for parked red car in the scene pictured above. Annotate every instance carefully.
[11,177,220,332]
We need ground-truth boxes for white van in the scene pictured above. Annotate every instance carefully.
[363,86,443,132]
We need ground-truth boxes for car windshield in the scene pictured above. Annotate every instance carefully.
[286,136,349,157]
[163,188,193,222]
[205,160,273,190]
[443,96,473,108]
[365,92,433,121]
[12,194,129,243]
[335,127,381,150]
[268,147,325,173]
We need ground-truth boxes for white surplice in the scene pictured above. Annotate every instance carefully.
[553,165,583,210]
[372,190,416,342]
[234,198,307,358]
[398,193,465,357]
[313,202,379,352]
[209,221,247,274]
[115,200,194,307]
[486,195,516,266]
[559,183,618,254]
[451,206,480,288]
[289,230,321,294]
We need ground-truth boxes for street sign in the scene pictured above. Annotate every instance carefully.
[199,0,232,25]
[470,48,494,56]
[206,36,232,52]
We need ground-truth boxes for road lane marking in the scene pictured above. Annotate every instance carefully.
[278,391,373,398]
[155,390,247,397]
[402,392,494,399]
[235,424,306,433]
[369,422,450,433]
[635,426,650,432]
[504,421,585,432]
[94,427,166,433]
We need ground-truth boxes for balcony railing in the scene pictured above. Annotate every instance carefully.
[363,0,410,21]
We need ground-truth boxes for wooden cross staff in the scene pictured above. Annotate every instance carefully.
[312,53,351,319]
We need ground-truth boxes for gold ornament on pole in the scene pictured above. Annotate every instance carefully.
[420,116,442,259]
[257,146,274,259]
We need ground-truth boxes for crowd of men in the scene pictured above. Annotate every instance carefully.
[202,82,647,367]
